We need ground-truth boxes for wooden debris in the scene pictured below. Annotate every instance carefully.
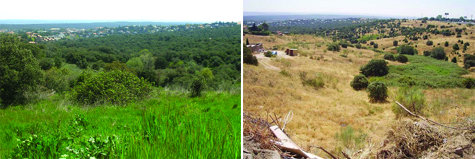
[269,125,324,159]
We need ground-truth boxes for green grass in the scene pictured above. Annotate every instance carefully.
[369,55,469,88]
[358,34,382,42]
[0,90,241,158]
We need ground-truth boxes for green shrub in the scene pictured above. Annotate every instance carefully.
[327,43,341,52]
[360,59,389,77]
[299,72,324,90]
[355,43,362,49]
[426,40,433,46]
[462,78,475,89]
[190,77,204,97]
[451,57,457,63]
[444,41,449,47]
[396,54,408,63]
[0,34,43,106]
[392,87,425,118]
[430,47,446,60]
[350,74,369,90]
[264,51,273,57]
[397,45,417,55]
[453,44,459,50]
[44,67,72,93]
[243,45,258,65]
[367,82,388,102]
[393,40,398,46]
[463,54,475,69]
[383,54,395,61]
[72,70,152,105]
[423,51,431,56]
[373,43,378,48]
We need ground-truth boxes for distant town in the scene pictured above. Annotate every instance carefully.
[0,22,238,43]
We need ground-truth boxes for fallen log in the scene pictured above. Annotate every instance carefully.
[269,125,324,159]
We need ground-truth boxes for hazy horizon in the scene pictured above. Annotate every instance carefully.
[244,0,475,19]
[0,0,241,23]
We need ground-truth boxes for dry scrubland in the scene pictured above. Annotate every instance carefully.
[367,20,475,69]
[244,32,475,157]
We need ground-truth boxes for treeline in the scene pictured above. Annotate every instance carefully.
[0,24,240,107]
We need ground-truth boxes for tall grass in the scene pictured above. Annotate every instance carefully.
[0,91,241,158]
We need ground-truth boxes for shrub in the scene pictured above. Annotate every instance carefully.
[423,51,431,56]
[327,43,341,52]
[463,54,475,69]
[72,70,152,105]
[339,41,349,48]
[264,51,273,57]
[44,67,72,93]
[0,34,43,106]
[393,40,398,46]
[383,54,395,61]
[462,78,475,89]
[397,45,417,55]
[426,40,433,46]
[360,59,389,77]
[299,72,324,90]
[430,47,446,60]
[367,82,388,102]
[395,54,408,63]
[190,77,204,97]
[355,43,362,49]
[453,44,459,50]
[451,57,457,63]
[444,41,449,47]
[350,74,369,90]
[243,45,258,65]
[392,87,425,118]
[373,43,379,48]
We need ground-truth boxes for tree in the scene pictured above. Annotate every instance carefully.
[0,34,43,106]
[431,47,446,60]
[451,57,457,63]
[393,40,398,46]
[154,56,168,69]
[243,45,258,65]
[360,59,389,77]
[246,38,250,45]
[260,22,269,31]
[396,54,408,63]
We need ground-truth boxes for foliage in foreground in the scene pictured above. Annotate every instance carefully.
[0,91,241,158]
[0,34,43,107]
[72,70,152,105]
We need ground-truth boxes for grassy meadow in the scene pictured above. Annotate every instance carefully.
[0,90,241,158]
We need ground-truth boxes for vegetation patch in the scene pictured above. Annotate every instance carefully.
[369,55,468,88]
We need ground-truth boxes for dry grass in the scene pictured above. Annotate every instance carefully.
[243,34,475,158]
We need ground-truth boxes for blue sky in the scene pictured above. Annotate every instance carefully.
[244,0,475,19]
[0,0,242,22]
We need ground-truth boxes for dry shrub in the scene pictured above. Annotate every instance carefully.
[377,120,444,158]
[243,113,276,149]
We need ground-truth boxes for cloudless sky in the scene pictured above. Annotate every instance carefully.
[0,0,242,22]
[244,0,475,19]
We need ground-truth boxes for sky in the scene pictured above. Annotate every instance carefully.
[0,0,242,23]
[244,0,475,19]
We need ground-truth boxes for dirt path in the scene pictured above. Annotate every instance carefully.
[255,51,292,71]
